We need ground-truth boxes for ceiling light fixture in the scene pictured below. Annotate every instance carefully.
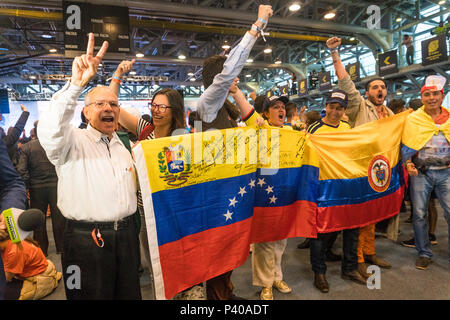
[222,41,231,50]
[324,11,336,20]
[246,58,254,63]
[49,48,57,53]
[275,58,282,64]
[264,46,272,54]
[136,53,144,58]
[289,3,301,12]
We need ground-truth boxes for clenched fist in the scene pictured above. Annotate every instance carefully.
[326,37,341,50]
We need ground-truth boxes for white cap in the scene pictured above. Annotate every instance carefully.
[421,75,446,93]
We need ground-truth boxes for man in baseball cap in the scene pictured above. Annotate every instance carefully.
[308,89,350,134]
[307,89,365,293]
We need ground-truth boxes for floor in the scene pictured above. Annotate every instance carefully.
[43,205,450,300]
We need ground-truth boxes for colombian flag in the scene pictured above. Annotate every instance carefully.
[134,113,409,299]
[133,127,317,300]
[401,106,450,161]
[308,111,409,233]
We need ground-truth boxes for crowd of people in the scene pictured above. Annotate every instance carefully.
[0,4,449,301]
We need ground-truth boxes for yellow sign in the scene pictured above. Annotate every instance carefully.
[428,40,439,55]
[349,65,356,75]
[384,56,390,65]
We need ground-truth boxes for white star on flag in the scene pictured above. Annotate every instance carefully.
[257,178,266,187]
[265,185,274,194]
[224,210,233,221]
[269,195,277,204]
[229,197,238,207]
[248,179,256,189]
[238,186,247,197]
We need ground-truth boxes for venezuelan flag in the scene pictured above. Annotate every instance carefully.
[134,129,258,299]
[250,127,319,243]
[308,112,409,233]
[401,106,450,161]
[133,126,319,299]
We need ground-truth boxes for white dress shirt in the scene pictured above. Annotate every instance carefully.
[197,31,257,123]
[38,81,137,222]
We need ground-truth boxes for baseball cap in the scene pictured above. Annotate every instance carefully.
[262,95,289,111]
[325,89,348,108]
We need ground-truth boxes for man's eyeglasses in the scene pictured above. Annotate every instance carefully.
[87,100,120,109]
[150,103,172,113]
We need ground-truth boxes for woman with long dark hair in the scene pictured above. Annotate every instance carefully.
[109,60,186,140]
[109,62,186,299]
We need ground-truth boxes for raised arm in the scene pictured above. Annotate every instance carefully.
[109,59,135,96]
[327,37,348,81]
[197,5,273,123]
[38,33,108,165]
[229,78,253,119]
[3,104,29,148]
[327,36,363,124]
[0,139,27,212]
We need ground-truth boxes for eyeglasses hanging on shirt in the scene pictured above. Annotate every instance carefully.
[101,136,111,157]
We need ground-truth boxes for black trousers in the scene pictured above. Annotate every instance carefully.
[30,186,66,256]
[3,278,23,300]
[310,228,359,275]
[62,215,142,300]
[206,271,234,300]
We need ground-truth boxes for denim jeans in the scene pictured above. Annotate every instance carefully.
[410,168,450,259]
[310,228,359,274]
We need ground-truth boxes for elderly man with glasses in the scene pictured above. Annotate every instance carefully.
[38,33,141,300]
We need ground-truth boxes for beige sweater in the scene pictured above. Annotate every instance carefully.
[338,74,399,241]
[338,74,394,128]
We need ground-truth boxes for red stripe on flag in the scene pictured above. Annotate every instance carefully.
[158,217,253,299]
[251,200,318,243]
[316,186,405,233]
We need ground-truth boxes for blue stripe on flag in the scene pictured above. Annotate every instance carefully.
[152,172,256,246]
[317,162,405,208]
[253,165,319,207]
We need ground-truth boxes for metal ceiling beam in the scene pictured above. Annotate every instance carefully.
[69,0,391,36]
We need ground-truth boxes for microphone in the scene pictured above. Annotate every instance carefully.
[18,208,45,231]
[1,208,45,243]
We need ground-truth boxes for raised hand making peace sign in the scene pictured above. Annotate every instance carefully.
[71,33,108,87]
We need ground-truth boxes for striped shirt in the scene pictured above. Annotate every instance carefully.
[307,119,351,134]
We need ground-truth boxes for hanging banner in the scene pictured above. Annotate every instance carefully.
[378,50,398,76]
[318,71,332,92]
[421,34,448,66]
[63,1,130,55]
[346,62,361,82]
[298,79,308,97]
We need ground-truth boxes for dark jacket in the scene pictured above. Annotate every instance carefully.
[0,139,27,211]
[2,111,30,166]
[16,138,58,189]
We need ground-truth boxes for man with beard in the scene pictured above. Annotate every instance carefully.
[327,36,394,279]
